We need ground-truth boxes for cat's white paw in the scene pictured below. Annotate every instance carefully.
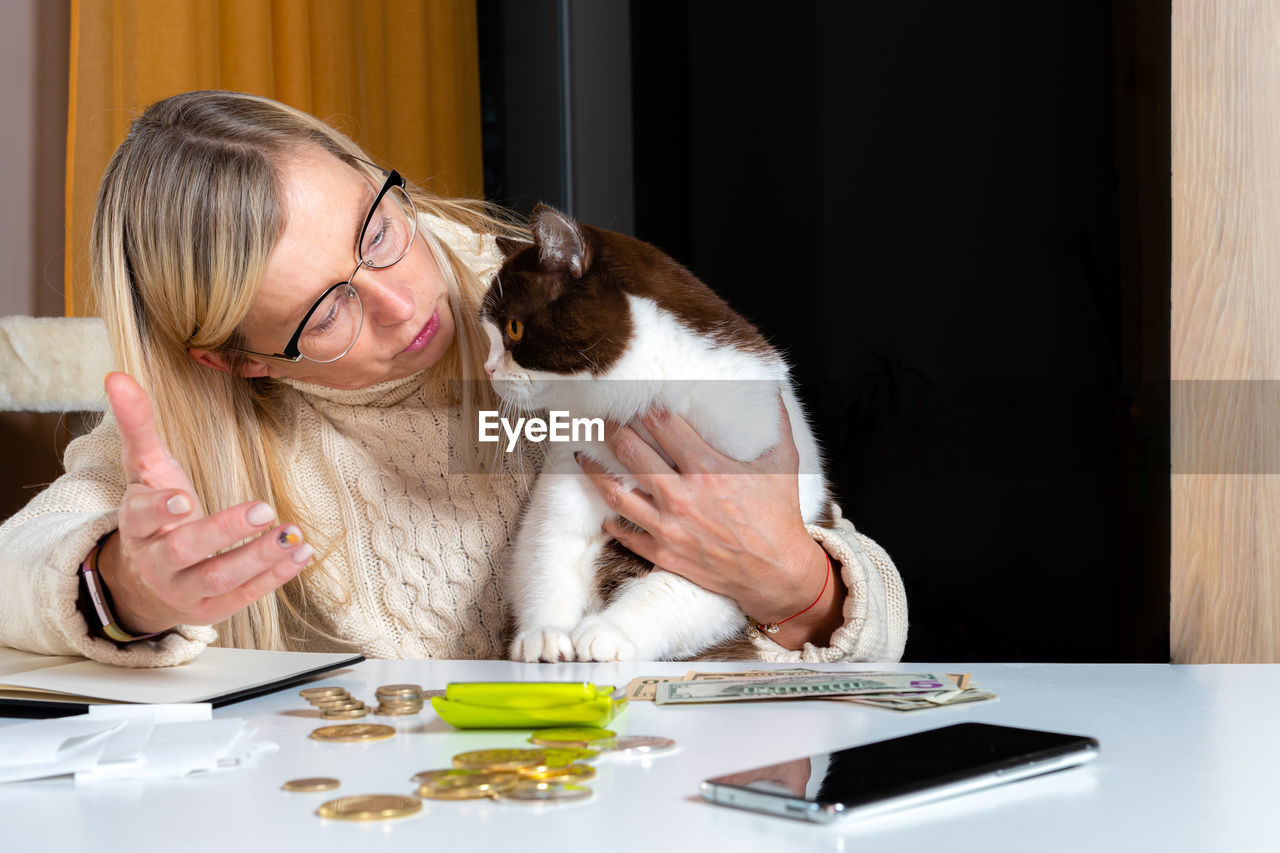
[571,616,638,662]
[510,628,576,663]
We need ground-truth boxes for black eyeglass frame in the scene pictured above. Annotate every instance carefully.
[235,167,412,364]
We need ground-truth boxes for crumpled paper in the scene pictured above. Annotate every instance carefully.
[0,704,277,784]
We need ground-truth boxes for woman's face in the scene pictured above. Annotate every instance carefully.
[236,146,455,390]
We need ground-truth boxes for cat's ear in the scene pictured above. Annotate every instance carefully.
[530,204,591,278]
[495,235,528,260]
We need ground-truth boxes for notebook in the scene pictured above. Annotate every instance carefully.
[0,645,363,717]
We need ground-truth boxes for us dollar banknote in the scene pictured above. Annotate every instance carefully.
[653,673,953,705]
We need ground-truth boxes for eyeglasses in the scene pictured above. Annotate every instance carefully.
[235,167,419,364]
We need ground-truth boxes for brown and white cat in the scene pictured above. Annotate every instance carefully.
[482,205,829,662]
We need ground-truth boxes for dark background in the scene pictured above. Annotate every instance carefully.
[479,1,1170,663]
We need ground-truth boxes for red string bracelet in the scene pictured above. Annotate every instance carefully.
[746,550,833,639]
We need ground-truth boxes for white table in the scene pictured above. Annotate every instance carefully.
[1,660,1274,852]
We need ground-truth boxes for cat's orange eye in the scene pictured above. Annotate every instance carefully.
[506,318,524,342]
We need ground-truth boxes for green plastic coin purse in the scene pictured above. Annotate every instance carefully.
[430,681,627,729]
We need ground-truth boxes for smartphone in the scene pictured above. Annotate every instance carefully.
[700,722,1099,824]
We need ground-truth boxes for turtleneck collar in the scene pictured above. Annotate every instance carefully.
[278,369,444,408]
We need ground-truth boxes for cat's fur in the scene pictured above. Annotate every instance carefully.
[482,205,830,662]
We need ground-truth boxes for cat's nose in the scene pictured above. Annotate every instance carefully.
[483,361,496,376]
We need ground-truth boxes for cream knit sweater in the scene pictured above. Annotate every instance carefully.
[0,362,907,666]
[0,218,907,666]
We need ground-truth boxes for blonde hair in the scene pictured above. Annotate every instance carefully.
[91,90,525,650]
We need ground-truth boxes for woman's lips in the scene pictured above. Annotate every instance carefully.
[402,308,441,354]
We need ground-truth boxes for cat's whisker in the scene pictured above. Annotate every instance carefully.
[579,333,609,353]
[497,393,545,495]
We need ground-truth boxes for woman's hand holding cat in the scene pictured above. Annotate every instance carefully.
[580,399,847,651]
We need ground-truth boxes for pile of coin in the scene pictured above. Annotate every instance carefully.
[373,683,426,716]
[299,686,368,720]
[299,722,677,820]
[408,727,677,806]
[413,748,598,803]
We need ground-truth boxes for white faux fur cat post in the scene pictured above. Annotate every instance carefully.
[0,316,112,412]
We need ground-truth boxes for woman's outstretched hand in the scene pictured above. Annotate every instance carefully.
[577,398,846,650]
[95,372,312,635]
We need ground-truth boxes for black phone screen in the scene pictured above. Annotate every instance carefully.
[706,722,1098,810]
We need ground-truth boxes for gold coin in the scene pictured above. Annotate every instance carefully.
[321,707,368,720]
[375,683,423,697]
[499,782,593,802]
[309,723,396,743]
[316,794,422,821]
[282,777,340,792]
[300,686,347,699]
[417,772,520,800]
[529,727,616,747]
[453,748,550,771]
[519,763,596,783]
[373,705,420,717]
[601,735,677,755]
[541,748,600,766]
[416,783,496,801]
[409,768,473,786]
[315,699,362,711]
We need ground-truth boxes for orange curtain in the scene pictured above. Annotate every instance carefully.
[65,0,483,316]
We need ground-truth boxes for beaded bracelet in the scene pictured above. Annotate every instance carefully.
[745,550,833,639]
[79,532,169,643]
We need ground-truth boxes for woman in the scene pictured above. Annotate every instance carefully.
[0,91,906,666]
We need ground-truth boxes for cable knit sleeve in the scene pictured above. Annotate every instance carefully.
[0,417,215,666]
[749,503,908,663]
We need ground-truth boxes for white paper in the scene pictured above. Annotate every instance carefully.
[0,717,125,783]
[216,724,278,768]
[0,717,123,767]
[88,703,211,763]
[75,707,276,784]
[0,703,275,784]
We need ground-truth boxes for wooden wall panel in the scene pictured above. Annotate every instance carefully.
[1172,0,1280,662]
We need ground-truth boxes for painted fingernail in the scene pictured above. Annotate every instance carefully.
[291,543,314,565]
[166,494,192,516]
[247,503,275,526]
[573,451,582,465]
[277,526,302,548]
